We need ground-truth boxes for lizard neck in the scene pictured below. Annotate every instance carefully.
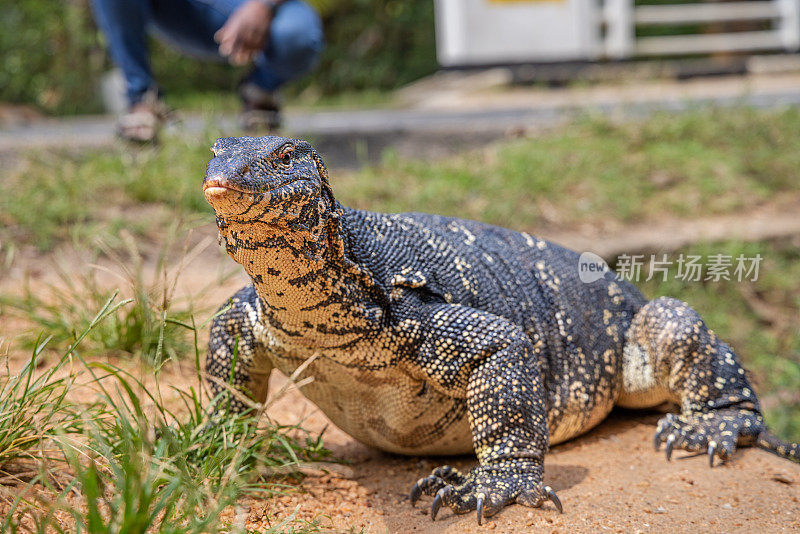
[221,202,385,347]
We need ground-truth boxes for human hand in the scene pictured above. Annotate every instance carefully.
[214,0,273,65]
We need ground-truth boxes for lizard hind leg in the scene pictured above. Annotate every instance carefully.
[626,296,799,465]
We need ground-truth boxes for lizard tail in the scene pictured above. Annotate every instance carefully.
[757,429,800,463]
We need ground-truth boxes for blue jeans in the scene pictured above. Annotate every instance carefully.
[91,0,324,105]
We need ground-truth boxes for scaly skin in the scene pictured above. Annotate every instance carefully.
[202,136,799,525]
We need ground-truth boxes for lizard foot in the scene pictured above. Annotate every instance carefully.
[409,461,561,524]
[654,408,763,466]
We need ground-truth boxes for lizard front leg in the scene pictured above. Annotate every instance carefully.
[207,285,273,414]
[402,304,562,524]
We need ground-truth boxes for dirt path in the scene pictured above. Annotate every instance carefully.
[541,195,800,261]
[239,374,800,533]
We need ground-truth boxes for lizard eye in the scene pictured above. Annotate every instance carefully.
[275,146,293,168]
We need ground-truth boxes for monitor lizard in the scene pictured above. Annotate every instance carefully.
[202,135,799,524]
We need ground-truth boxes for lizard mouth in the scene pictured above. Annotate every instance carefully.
[203,179,256,196]
[203,177,308,197]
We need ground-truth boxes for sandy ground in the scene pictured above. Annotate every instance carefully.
[2,224,799,533]
[239,372,799,534]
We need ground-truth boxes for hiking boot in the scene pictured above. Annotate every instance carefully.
[238,82,282,132]
[116,89,172,143]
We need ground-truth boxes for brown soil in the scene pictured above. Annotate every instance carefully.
[241,373,800,533]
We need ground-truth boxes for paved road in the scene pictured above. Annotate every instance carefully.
[3,73,800,167]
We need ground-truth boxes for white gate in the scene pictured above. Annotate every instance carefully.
[605,0,800,58]
[434,0,800,66]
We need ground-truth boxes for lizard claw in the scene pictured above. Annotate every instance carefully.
[409,475,445,507]
[410,479,423,507]
[654,419,671,451]
[545,486,563,514]
[431,488,446,521]
[654,428,665,450]
[410,460,553,521]
[665,433,676,461]
[654,409,763,466]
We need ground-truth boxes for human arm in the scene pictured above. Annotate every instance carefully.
[214,0,287,65]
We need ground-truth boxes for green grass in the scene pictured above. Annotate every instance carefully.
[636,239,800,441]
[1,140,215,250]
[3,107,800,251]
[341,107,800,229]
[0,339,85,473]
[0,229,214,365]
[1,297,330,533]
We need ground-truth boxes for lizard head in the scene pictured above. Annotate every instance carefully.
[203,135,340,263]
[204,135,334,215]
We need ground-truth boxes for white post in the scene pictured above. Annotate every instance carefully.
[604,0,634,59]
[777,0,800,51]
